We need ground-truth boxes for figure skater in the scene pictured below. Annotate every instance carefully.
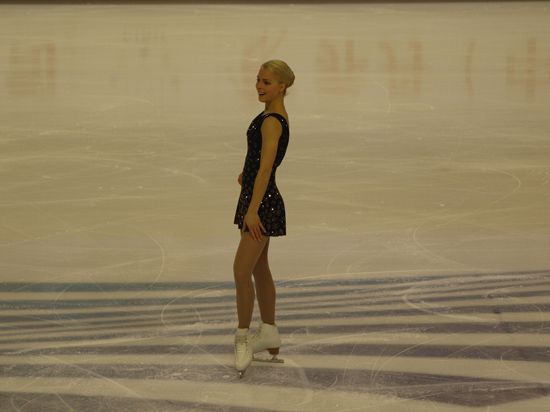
[233,59,294,377]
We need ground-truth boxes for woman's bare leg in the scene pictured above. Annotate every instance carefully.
[233,232,269,329]
[252,237,276,325]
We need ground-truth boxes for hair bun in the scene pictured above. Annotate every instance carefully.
[262,60,295,92]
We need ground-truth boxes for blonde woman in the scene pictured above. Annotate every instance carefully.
[233,60,295,377]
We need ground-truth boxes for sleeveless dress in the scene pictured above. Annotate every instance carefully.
[234,112,290,237]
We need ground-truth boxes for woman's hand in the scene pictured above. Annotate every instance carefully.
[243,211,266,241]
[238,173,243,186]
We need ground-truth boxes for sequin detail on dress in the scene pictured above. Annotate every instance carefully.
[234,112,289,237]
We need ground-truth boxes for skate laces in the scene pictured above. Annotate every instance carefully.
[235,334,248,353]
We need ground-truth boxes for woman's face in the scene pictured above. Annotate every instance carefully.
[256,67,285,104]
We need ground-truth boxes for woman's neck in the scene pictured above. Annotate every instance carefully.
[264,101,285,114]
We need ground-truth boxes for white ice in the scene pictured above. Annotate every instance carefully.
[0,2,550,411]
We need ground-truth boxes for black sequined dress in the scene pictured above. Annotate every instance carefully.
[234,112,289,236]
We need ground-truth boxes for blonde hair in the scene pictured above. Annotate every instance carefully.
[261,60,295,96]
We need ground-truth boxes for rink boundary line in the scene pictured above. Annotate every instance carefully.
[2,312,550,349]
[1,286,549,320]
[0,308,549,343]
[1,268,548,293]
[1,291,548,329]
[0,275,547,304]
[1,306,549,338]
[1,279,548,311]
[3,332,550,360]
[278,268,550,285]
[3,331,548,351]
[0,297,550,335]
[1,290,550,323]
[1,353,549,384]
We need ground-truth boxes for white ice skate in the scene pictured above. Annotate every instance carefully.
[250,322,284,364]
[234,331,253,378]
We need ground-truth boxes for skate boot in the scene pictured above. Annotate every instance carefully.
[250,322,283,363]
[234,329,253,378]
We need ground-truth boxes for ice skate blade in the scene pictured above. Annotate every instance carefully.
[253,356,284,364]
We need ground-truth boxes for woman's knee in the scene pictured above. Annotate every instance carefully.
[252,263,271,281]
[233,263,252,285]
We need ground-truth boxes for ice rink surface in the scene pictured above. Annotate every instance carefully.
[1,1,550,411]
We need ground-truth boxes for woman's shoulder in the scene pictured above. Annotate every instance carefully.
[261,111,289,126]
